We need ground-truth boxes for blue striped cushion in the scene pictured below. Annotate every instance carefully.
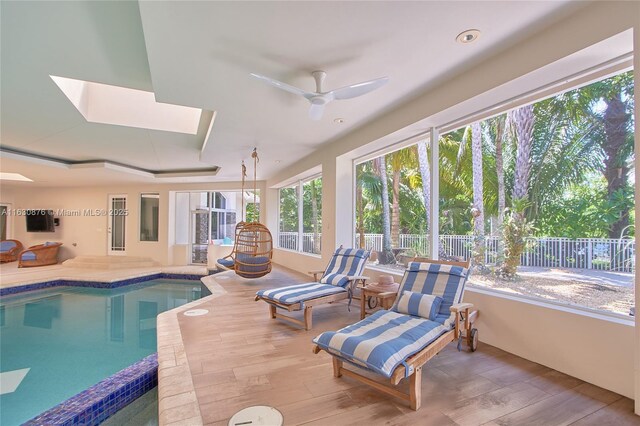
[395,291,442,321]
[321,248,369,287]
[313,310,449,377]
[256,282,346,305]
[320,273,349,287]
[393,262,469,321]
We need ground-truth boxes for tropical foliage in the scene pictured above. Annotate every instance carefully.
[355,71,635,275]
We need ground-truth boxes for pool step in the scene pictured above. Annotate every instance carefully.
[62,256,160,270]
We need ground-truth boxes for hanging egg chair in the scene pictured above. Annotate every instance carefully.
[230,148,273,278]
[234,222,273,278]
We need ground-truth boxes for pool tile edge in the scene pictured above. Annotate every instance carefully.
[0,272,209,296]
[23,354,159,426]
[157,273,228,426]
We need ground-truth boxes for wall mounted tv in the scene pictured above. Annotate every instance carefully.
[26,210,55,232]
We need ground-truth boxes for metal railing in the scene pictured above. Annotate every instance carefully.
[278,232,635,272]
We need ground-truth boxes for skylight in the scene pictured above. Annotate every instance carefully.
[0,172,33,182]
[50,76,202,134]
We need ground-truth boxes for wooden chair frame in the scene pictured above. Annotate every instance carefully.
[255,270,368,330]
[18,242,62,267]
[0,239,23,263]
[312,258,478,410]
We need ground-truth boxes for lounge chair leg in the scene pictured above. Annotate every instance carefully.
[304,306,313,330]
[409,367,422,411]
[333,358,343,378]
[269,304,276,319]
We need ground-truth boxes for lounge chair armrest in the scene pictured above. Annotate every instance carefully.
[347,275,369,282]
[450,302,473,313]
[308,269,325,281]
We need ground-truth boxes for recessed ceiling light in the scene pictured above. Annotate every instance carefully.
[456,29,481,44]
[334,118,345,124]
[0,172,33,182]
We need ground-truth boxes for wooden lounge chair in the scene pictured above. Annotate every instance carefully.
[255,248,370,330]
[312,258,477,410]
[18,242,62,267]
[0,239,23,263]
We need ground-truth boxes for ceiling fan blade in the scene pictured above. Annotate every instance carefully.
[330,76,389,100]
[250,73,309,97]
[308,102,325,120]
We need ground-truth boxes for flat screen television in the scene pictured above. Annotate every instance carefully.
[26,210,55,232]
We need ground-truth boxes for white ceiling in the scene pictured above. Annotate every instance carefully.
[1,1,584,186]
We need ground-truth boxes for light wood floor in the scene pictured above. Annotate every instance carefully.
[177,266,639,425]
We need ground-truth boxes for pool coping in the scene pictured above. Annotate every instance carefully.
[156,273,228,426]
[0,273,208,297]
[2,272,211,426]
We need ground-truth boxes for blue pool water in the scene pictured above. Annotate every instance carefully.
[0,279,202,426]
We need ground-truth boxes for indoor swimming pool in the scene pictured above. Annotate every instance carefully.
[0,279,202,425]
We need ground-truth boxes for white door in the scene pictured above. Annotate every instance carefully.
[108,195,127,255]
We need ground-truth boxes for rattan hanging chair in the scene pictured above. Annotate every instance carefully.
[234,222,273,278]
[229,149,274,278]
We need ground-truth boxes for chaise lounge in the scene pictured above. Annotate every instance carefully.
[18,242,63,267]
[312,259,477,410]
[255,247,370,330]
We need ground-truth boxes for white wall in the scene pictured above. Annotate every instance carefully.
[7,181,266,264]
[263,0,640,404]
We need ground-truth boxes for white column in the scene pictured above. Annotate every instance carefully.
[429,127,439,259]
[297,180,304,252]
[633,17,640,416]
[334,155,354,249]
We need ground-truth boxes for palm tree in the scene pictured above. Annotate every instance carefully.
[602,89,632,238]
[527,94,602,225]
[470,122,486,268]
[498,104,534,276]
[417,141,430,233]
[581,73,634,238]
[386,147,417,248]
[375,156,394,264]
[470,122,485,236]
[356,162,381,248]
[493,115,507,229]
[511,104,535,204]
[309,179,320,254]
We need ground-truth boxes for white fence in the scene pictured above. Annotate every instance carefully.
[278,232,635,272]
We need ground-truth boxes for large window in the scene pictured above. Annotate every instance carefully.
[278,176,322,254]
[355,70,635,316]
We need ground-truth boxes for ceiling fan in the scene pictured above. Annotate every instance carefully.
[250,71,389,120]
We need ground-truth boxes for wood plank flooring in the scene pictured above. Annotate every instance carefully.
[176,266,639,425]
